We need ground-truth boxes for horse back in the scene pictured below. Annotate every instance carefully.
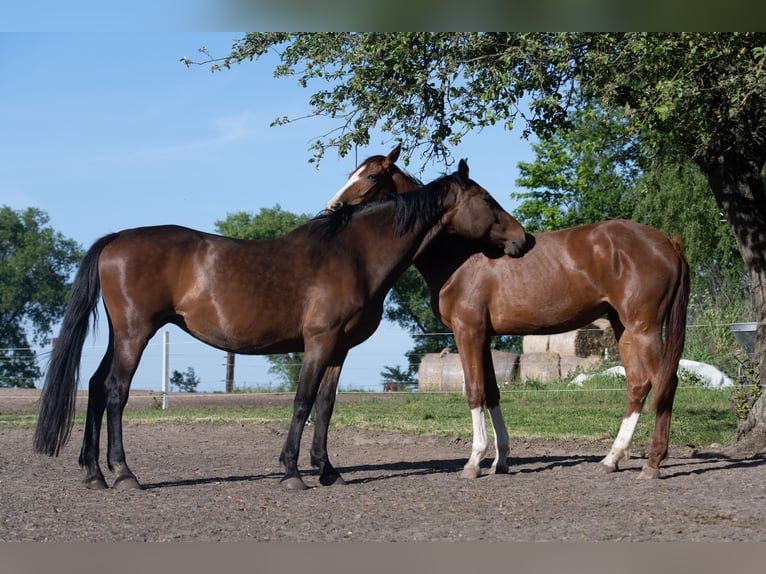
[434,219,685,334]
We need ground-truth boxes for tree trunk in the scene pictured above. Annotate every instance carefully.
[699,151,766,454]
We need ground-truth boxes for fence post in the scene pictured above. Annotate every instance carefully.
[162,331,169,410]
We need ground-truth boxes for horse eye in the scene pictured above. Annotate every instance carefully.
[367,174,378,181]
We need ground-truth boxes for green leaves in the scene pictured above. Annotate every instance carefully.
[214,205,311,241]
[0,207,82,387]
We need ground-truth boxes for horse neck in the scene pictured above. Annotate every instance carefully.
[343,182,455,295]
[393,170,422,195]
[413,232,482,294]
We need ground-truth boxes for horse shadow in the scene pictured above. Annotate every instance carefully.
[139,453,601,489]
[139,449,766,490]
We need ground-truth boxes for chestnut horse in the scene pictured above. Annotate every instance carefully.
[33,159,527,491]
[326,146,690,480]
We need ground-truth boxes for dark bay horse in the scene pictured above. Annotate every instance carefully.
[326,145,690,480]
[33,159,528,491]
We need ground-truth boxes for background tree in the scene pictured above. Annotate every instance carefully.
[0,207,82,387]
[170,366,200,393]
[215,205,311,391]
[195,32,766,448]
[515,106,749,376]
[513,98,642,232]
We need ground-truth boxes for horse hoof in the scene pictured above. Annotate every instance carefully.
[490,464,509,475]
[637,466,661,479]
[113,476,143,490]
[319,473,347,487]
[461,466,481,479]
[600,463,618,474]
[83,477,109,490]
[281,476,309,491]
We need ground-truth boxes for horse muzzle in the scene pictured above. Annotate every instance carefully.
[502,232,533,258]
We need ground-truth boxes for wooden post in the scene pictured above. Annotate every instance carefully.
[225,352,235,393]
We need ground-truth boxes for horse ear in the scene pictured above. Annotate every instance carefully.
[458,159,469,181]
[388,144,401,163]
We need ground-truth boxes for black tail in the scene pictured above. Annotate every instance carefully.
[33,233,119,456]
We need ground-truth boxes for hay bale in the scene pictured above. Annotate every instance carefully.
[417,351,520,392]
[548,320,620,358]
[490,351,520,385]
[591,318,620,358]
[560,355,603,379]
[519,352,560,383]
[522,335,550,354]
[418,353,464,392]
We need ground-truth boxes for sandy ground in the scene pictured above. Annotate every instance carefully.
[2,388,765,542]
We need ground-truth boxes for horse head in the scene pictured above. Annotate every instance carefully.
[325,145,412,211]
[330,147,529,258]
[439,159,528,258]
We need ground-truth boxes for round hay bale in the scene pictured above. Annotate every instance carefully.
[560,355,603,379]
[520,352,561,383]
[590,319,620,358]
[418,353,464,392]
[490,350,520,385]
[522,335,550,354]
[548,320,620,358]
[417,351,520,392]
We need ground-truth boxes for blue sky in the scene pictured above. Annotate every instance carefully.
[2,32,534,392]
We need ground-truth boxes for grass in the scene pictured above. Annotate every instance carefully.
[3,378,738,449]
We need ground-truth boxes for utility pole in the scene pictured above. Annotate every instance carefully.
[225,352,235,393]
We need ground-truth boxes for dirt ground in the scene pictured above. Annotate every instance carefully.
[2,389,766,542]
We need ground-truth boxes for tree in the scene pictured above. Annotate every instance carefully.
[194,32,766,449]
[513,98,642,232]
[0,207,82,387]
[215,205,311,391]
[170,366,200,393]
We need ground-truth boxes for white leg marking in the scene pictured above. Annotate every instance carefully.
[462,407,488,478]
[601,412,641,469]
[325,166,365,209]
[488,405,510,473]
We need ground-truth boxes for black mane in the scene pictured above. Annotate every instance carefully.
[306,171,461,241]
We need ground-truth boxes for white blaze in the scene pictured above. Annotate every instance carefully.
[325,165,366,210]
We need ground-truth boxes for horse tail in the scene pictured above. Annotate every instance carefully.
[651,236,691,412]
[33,233,119,457]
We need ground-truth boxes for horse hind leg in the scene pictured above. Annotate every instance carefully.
[641,369,678,480]
[78,350,113,490]
[101,337,148,490]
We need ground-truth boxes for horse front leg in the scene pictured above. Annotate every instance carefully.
[279,337,336,491]
[309,359,347,486]
[482,342,510,475]
[455,326,503,478]
[601,330,651,475]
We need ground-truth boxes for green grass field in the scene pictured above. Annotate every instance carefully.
[2,379,738,449]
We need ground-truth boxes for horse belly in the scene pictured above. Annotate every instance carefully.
[179,305,304,355]
[441,261,607,336]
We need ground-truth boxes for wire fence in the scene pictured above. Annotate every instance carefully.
[0,321,759,394]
